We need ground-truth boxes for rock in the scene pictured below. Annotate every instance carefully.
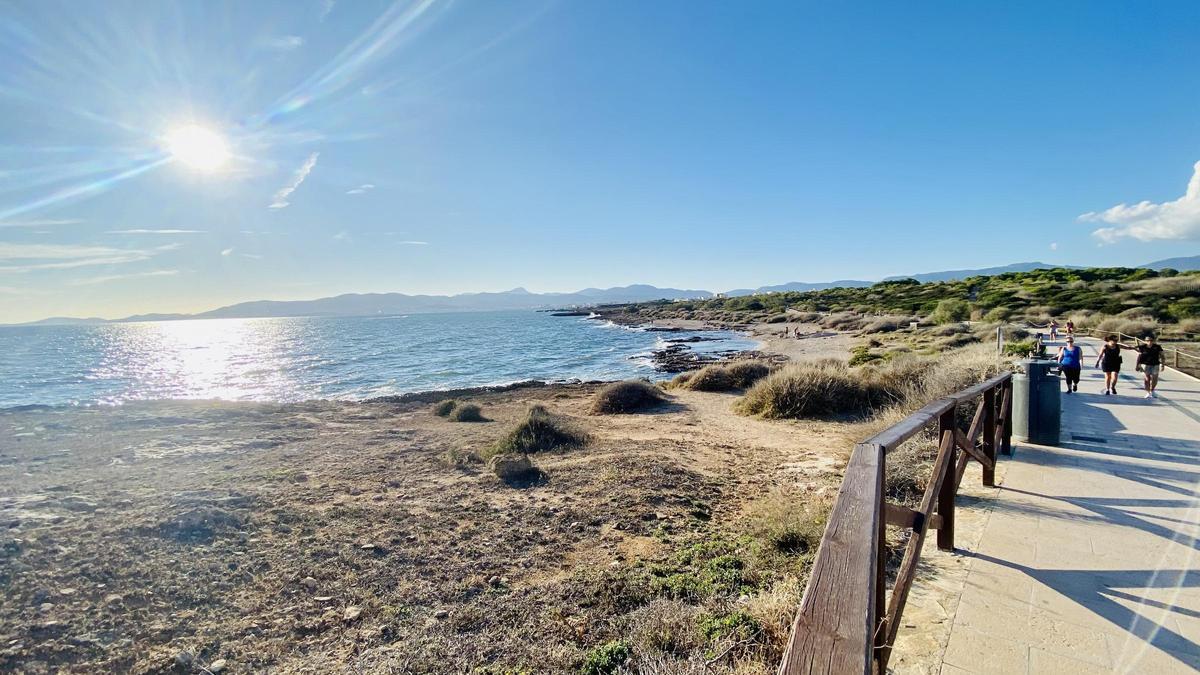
[487,575,501,587]
[174,650,194,669]
[208,658,227,673]
[314,596,333,602]
[343,606,363,622]
[104,594,123,604]
[488,453,538,484]
[433,609,449,619]
[300,577,318,592]
[38,603,54,612]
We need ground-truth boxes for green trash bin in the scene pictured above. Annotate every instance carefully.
[1012,358,1061,445]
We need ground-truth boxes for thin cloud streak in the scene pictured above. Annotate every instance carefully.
[107,229,205,234]
[397,240,428,245]
[0,218,83,228]
[67,269,179,286]
[269,152,320,209]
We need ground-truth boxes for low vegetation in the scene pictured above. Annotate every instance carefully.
[605,266,1200,326]
[432,399,458,417]
[591,380,667,414]
[667,360,773,392]
[449,403,487,422]
[491,404,587,456]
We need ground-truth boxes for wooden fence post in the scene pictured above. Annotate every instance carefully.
[1002,380,1013,456]
[982,388,996,487]
[936,407,957,551]
[874,445,888,670]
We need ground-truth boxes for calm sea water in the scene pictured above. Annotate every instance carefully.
[0,311,756,408]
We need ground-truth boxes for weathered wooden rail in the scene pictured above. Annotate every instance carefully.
[778,372,1013,674]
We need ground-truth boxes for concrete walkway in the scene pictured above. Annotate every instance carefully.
[939,338,1200,674]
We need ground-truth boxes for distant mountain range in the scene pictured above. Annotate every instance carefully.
[11,256,1198,326]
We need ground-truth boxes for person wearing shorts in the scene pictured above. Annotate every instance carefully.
[1136,336,1165,399]
[1057,336,1082,393]
[1096,335,1123,395]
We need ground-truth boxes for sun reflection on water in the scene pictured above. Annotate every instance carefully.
[89,318,312,403]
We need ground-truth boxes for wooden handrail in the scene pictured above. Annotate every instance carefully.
[779,372,1013,674]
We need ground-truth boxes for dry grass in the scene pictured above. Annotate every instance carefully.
[667,361,772,393]
[591,380,667,414]
[449,403,487,422]
[490,404,587,457]
[432,399,457,417]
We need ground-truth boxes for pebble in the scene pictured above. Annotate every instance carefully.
[209,658,227,673]
[103,594,123,604]
[487,575,501,586]
[343,606,363,622]
[59,588,76,596]
[314,596,333,602]
[300,577,318,592]
[38,603,54,613]
[174,650,194,669]
[433,609,449,619]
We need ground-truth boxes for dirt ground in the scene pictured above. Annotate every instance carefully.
[0,382,857,673]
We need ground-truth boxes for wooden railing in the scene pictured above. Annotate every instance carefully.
[778,373,1013,674]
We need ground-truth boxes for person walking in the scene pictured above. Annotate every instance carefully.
[1096,334,1124,395]
[1049,319,1060,341]
[1136,335,1166,399]
[1065,319,1075,337]
[1057,336,1083,393]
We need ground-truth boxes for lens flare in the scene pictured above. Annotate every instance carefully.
[164,124,230,171]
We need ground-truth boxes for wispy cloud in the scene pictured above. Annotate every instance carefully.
[269,152,320,209]
[261,35,305,51]
[1081,160,1200,243]
[107,229,205,235]
[398,240,428,246]
[0,243,158,272]
[319,0,336,21]
[67,269,179,286]
[0,218,83,229]
[346,183,375,195]
[240,253,264,260]
[1049,242,1058,251]
[332,230,351,242]
[221,247,235,256]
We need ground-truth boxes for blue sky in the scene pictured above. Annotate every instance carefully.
[1,0,1199,323]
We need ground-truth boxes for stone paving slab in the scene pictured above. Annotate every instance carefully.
[939,338,1200,674]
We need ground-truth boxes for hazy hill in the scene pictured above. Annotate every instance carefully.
[1142,255,1200,271]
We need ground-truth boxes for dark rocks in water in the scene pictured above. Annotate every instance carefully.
[549,311,591,317]
[643,344,783,373]
[663,336,723,344]
[644,326,684,332]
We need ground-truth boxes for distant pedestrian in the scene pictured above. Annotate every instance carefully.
[1057,337,1082,393]
[1136,335,1165,399]
[1066,319,1075,337]
[1049,319,1060,341]
[1095,334,1124,395]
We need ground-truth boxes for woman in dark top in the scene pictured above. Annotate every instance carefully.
[1095,335,1124,395]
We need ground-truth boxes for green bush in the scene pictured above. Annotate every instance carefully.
[491,405,586,455]
[580,640,632,675]
[432,399,457,417]
[591,380,667,414]
[929,298,970,324]
[698,611,761,642]
[1003,340,1036,356]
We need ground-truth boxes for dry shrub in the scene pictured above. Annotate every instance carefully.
[1129,275,1200,296]
[684,365,735,391]
[1177,318,1200,334]
[862,315,916,334]
[1097,317,1159,338]
[735,360,868,419]
[725,361,773,388]
[743,578,805,661]
[819,311,866,331]
[747,489,833,557]
[449,403,487,422]
[432,399,457,417]
[591,380,667,414]
[625,600,702,658]
[789,311,820,323]
[491,404,586,456]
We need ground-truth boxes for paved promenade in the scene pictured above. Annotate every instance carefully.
[939,338,1200,674]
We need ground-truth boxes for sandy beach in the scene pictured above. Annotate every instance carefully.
[0,354,863,673]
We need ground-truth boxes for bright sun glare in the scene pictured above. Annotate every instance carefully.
[164,124,231,172]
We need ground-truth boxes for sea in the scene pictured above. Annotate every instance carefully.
[0,311,757,408]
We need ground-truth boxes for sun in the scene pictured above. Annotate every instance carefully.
[164,124,231,172]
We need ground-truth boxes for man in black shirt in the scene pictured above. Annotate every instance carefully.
[1136,336,1165,399]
